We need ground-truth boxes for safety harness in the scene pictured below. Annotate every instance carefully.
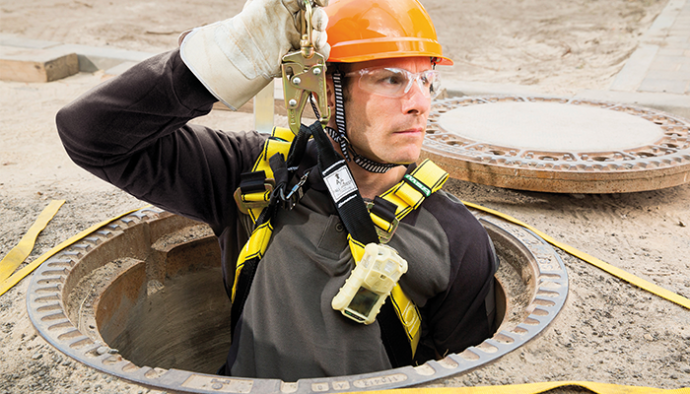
[230,121,449,366]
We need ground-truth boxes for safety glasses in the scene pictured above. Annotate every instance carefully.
[345,67,441,99]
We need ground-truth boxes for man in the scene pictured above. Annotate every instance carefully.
[56,0,497,381]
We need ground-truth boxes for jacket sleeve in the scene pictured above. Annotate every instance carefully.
[56,49,266,232]
[415,195,499,362]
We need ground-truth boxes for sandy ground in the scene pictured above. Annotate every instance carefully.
[1,0,689,393]
[0,0,670,93]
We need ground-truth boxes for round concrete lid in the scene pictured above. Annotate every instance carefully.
[422,96,690,193]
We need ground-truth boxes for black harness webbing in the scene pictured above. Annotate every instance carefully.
[308,121,414,366]
[308,121,380,244]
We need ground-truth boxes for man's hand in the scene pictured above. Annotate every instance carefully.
[180,0,330,110]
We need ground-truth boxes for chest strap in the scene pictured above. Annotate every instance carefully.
[346,158,449,357]
[232,125,449,362]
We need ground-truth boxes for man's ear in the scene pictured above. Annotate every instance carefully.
[309,76,335,119]
[326,75,336,110]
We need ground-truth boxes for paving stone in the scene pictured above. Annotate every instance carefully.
[658,48,686,56]
[655,55,690,65]
[610,44,659,92]
[645,69,690,80]
[0,34,60,50]
[613,0,690,95]
[50,44,153,72]
[638,78,689,94]
[648,7,682,37]
[648,61,682,71]
[103,61,139,78]
[0,45,78,82]
[665,36,690,44]
[663,42,690,50]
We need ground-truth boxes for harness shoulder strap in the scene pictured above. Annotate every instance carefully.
[370,159,449,235]
[235,127,295,221]
[230,127,293,306]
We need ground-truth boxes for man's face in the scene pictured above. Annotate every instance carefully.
[329,57,434,166]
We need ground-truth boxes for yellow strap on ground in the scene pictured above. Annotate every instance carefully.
[0,205,147,297]
[0,200,65,283]
[462,201,690,311]
[360,381,689,394]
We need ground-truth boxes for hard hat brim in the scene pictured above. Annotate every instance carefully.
[329,37,453,66]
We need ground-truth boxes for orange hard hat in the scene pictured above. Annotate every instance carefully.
[324,0,453,65]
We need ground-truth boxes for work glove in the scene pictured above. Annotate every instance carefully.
[180,0,330,110]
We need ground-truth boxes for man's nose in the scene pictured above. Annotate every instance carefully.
[401,79,431,114]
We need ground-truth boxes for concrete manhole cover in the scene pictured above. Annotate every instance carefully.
[27,207,567,393]
[422,96,690,193]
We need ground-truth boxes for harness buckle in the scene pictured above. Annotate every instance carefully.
[233,179,275,215]
[366,201,399,244]
[279,171,310,210]
[376,217,399,244]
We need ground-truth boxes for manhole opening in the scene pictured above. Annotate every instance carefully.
[73,215,529,374]
[29,208,567,393]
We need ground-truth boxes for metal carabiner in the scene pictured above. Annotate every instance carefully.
[281,0,331,136]
[299,0,315,59]
[279,170,310,210]
[298,0,328,58]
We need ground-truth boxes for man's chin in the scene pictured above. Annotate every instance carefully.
[389,154,421,166]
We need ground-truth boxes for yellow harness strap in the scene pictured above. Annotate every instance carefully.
[374,159,448,230]
[231,220,275,303]
[348,159,450,356]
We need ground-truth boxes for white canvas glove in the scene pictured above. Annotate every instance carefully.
[180,0,330,110]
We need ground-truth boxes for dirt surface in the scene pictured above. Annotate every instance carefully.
[1,0,689,393]
[0,0,669,93]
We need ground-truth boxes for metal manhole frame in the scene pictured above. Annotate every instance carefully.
[422,96,690,194]
[27,207,568,394]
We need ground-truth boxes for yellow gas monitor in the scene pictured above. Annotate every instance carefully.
[332,243,408,324]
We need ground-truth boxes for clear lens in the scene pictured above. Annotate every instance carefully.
[349,68,441,99]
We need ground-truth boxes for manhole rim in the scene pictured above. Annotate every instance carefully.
[27,206,568,394]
